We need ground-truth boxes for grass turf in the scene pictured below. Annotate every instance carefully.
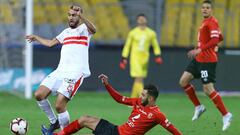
[0,91,239,135]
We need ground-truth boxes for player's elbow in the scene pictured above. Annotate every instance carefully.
[90,28,96,34]
[47,41,57,47]
[113,98,123,104]
[48,43,55,47]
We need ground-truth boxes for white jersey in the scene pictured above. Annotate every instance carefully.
[56,24,91,77]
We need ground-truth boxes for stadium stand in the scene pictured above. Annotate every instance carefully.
[0,2,15,24]
[32,0,129,42]
[0,0,240,48]
[226,0,240,48]
[175,0,196,47]
[34,1,47,25]
[88,0,129,40]
[160,0,180,47]
[212,0,226,47]
[159,0,240,48]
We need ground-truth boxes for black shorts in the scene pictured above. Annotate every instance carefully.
[186,59,217,84]
[93,119,119,135]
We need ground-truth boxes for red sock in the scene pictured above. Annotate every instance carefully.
[183,84,201,106]
[56,120,82,135]
[209,91,228,116]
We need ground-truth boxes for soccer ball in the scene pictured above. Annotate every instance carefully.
[10,118,28,135]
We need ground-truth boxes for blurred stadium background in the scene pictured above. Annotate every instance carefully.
[0,0,240,134]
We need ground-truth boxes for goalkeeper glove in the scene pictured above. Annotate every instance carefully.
[119,57,127,70]
[155,56,163,64]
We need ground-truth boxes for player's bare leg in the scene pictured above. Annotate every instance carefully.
[35,85,52,101]
[179,72,194,88]
[202,83,215,95]
[55,93,70,129]
[179,71,206,121]
[78,115,100,130]
[42,93,69,134]
[35,86,59,128]
[43,116,100,135]
[203,83,232,131]
[131,77,144,98]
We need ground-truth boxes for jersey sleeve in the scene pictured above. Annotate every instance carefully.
[105,84,140,106]
[151,31,161,55]
[56,30,65,44]
[208,21,220,39]
[156,111,182,135]
[81,24,92,37]
[200,21,222,51]
[122,31,133,58]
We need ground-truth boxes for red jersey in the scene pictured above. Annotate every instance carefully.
[105,84,182,135]
[196,16,223,63]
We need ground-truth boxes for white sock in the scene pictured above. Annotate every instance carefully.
[37,99,57,124]
[58,110,70,129]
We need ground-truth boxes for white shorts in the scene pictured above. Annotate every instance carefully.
[40,70,84,99]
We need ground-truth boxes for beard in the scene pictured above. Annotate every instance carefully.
[68,20,79,28]
[141,99,149,106]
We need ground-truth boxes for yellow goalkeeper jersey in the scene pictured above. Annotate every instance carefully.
[122,27,161,64]
[121,27,161,77]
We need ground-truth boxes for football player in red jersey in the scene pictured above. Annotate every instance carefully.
[179,0,232,131]
[43,74,182,135]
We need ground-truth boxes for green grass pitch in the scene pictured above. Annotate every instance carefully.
[0,91,239,135]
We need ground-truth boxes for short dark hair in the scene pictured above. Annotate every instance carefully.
[136,13,147,19]
[202,0,212,5]
[70,4,83,13]
[144,84,159,100]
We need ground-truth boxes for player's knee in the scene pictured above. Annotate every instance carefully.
[77,118,83,126]
[34,90,43,101]
[203,85,214,95]
[203,88,211,95]
[179,78,187,88]
[34,86,50,101]
[78,115,90,125]
[55,104,65,113]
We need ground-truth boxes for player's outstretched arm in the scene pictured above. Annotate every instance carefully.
[119,32,133,70]
[26,34,59,47]
[157,112,182,135]
[151,32,163,64]
[80,15,96,34]
[98,74,135,106]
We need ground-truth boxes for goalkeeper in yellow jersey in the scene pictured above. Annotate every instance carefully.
[119,13,163,98]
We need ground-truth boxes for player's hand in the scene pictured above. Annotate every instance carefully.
[187,48,201,59]
[72,6,83,19]
[155,56,163,64]
[98,74,109,85]
[25,35,36,43]
[119,58,127,70]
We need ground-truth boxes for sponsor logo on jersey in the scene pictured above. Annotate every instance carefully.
[64,78,76,84]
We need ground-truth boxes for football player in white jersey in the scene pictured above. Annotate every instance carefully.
[26,5,96,133]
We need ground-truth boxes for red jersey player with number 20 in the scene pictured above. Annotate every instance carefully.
[179,0,232,131]
[43,74,182,135]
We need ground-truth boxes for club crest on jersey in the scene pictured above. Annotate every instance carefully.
[147,113,153,119]
[67,84,74,92]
